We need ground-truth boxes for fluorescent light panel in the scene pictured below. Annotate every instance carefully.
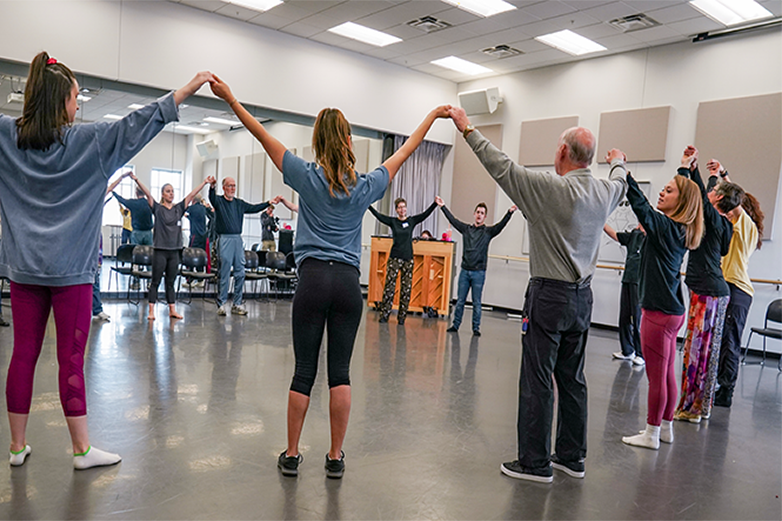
[103,114,122,120]
[431,56,493,75]
[76,94,91,102]
[230,0,283,13]
[689,0,772,26]
[535,30,607,56]
[204,117,240,126]
[440,0,516,18]
[171,124,212,135]
[328,22,402,47]
[128,103,144,110]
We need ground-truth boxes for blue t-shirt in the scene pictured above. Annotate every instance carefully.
[282,151,389,270]
[113,193,154,231]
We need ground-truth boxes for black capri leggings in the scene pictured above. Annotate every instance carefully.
[150,248,181,304]
[290,258,364,396]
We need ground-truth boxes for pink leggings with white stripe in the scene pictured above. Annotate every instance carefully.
[641,309,685,426]
[6,282,92,417]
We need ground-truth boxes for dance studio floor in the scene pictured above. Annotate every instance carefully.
[0,296,779,520]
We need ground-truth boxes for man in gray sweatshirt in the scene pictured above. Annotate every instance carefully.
[448,108,627,483]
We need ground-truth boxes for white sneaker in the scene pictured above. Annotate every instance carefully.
[632,355,645,366]
[231,304,248,316]
[93,312,111,322]
[612,351,633,361]
[217,304,228,316]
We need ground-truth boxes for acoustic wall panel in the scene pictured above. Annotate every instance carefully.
[519,116,579,166]
[451,124,502,224]
[597,106,671,163]
[695,92,781,237]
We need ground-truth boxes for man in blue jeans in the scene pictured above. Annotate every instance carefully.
[436,196,515,336]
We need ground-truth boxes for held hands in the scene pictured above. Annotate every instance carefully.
[681,145,698,169]
[432,105,452,119]
[706,159,724,176]
[271,195,283,205]
[509,205,518,213]
[435,196,444,207]
[209,74,234,104]
[605,149,626,163]
[447,107,470,133]
[205,175,217,187]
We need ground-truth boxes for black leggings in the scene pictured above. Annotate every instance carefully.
[290,258,363,396]
[150,249,180,304]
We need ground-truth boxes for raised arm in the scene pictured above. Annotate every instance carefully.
[130,173,155,208]
[210,75,287,172]
[183,178,211,208]
[278,195,298,213]
[409,201,438,226]
[107,170,132,195]
[381,105,451,183]
[368,205,393,226]
[174,71,216,106]
[435,197,468,234]
[488,206,515,237]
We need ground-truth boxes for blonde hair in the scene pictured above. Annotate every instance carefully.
[313,108,356,197]
[669,176,704,250]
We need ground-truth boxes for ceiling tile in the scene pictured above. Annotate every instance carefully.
[644,2,702,24]
[622,24,680,42]
[309,0,400,29]
[214,3,262,21]
[667,17,723,36]
[356,1,446,30]
[760,0,781,16]
[247,12,294,30]
[577,22,624,40]
[269,0,343,20]
[177,0,226,13]
[279,21,324,38]
[580,1,639,21]
[521,0,577,20]
[426,6,482,25]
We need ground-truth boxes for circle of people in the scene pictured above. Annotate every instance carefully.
[0,52,763,482]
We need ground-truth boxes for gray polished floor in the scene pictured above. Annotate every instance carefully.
[0,296,779,520]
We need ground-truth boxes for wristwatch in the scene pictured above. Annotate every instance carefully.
[462,125,475,139]
[719,169,729,178]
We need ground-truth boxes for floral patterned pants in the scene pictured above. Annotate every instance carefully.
[380,257,414,321]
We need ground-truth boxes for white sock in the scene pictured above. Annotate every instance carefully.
[73,446,121,470]
[9,445,31,466]
[623,424,660,450]
[660,420,674,444]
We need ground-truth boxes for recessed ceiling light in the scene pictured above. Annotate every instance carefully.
[689,0,772,26]
[103,114,123,120]
[535,30,607,56]
[431,56,493,75]
[204,117,240,126]
[128,103,145,110]
[440,0,516,18]
[171,124,213,135]
[230,0,283,13]
[76,94,91,102]
[328,22,402,47]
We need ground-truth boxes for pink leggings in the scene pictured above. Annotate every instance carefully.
[640,309,685,426]
[6,282,92,417]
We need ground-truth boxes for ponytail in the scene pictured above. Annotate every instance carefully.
[16,52,77,151]
[742,192,764,249]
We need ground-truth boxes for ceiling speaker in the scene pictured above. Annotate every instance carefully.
[458,87,503,116]
[196,139,218,158]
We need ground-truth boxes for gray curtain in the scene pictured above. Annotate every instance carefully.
[387,135,448,238]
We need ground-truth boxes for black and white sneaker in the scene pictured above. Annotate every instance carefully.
[325,451,345,479]
[500,460,553,483]
[277,451,302,477]
[551,454,585,478]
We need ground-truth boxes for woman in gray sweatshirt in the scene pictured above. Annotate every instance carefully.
[0,51,213,469]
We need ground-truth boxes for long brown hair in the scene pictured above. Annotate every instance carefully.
[16,52,77,151]
[312,108,356,197]
[742,192,764,249]
[669,176,704,250]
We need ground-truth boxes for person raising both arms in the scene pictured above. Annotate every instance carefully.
[209,73,450,479]
[131,173,212,321]
[0,51,213,469]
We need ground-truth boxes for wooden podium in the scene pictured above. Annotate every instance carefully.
[368,236,455,316]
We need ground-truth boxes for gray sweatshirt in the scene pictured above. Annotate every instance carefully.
[0,93,179,286]
[466,130,627,283]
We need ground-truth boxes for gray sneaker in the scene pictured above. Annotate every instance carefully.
[231,305,248,316]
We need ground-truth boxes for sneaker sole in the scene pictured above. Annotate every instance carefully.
[551,461,585,479]
[278,464,298,477]
[325,469,344,479]
[500,464,553,483]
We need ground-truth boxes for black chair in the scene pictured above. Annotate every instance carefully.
[178,247,216,305]
[130,245,154,305]
[109,243,135,294]
[244,250,268,298]
[278,229,293,255]
[741,298,782,368]
[251,243,260,252]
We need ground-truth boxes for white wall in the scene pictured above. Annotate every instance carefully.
[0,0,456,144]
[439,30,782,351]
